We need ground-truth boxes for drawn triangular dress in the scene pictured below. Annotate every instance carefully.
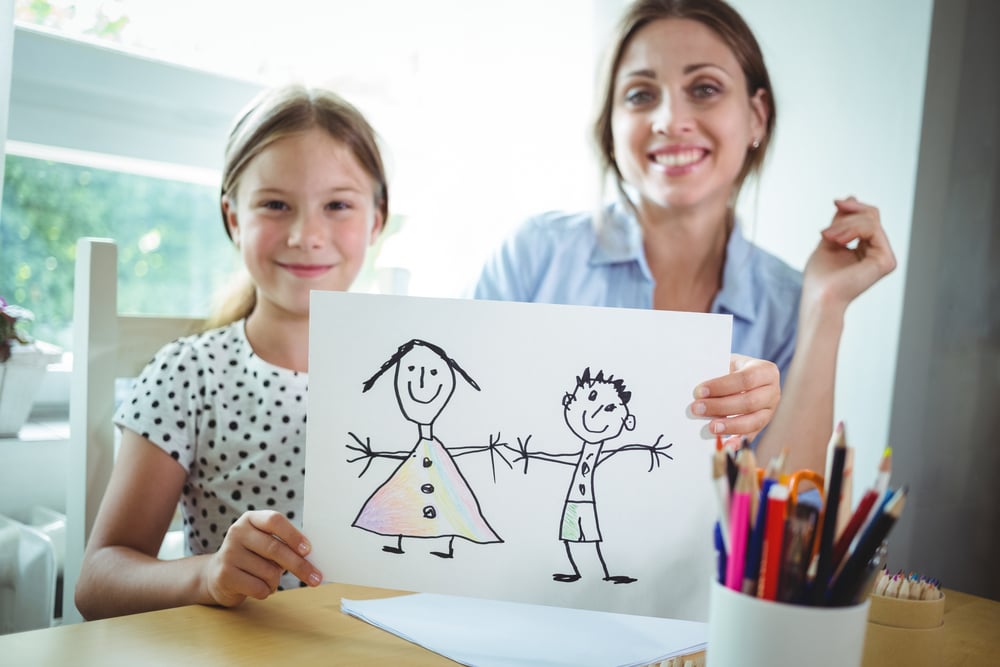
[352,435,502,544]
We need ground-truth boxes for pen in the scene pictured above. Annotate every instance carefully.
[827,487,907,606]
[758,482,788,600]
[776,501,818,604]
[714,521,728,585]
[741,477,775,596]
[810,422,847,603]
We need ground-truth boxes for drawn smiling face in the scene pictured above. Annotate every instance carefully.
[394,344,456,426]
[563,380,635,445]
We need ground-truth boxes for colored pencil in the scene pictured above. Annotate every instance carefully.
[713,449,731,551]
[758,483,788,600]
[827,487,907,606]
[829,488,879,578]
[810,421,847,603]
[725,462,753,590]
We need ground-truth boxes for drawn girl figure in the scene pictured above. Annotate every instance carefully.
[512,367,672,584]
[348,339,505,559]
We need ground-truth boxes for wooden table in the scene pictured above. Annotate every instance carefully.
[0,583,996,666]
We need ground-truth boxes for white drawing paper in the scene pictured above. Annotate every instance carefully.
[304,292,731,620]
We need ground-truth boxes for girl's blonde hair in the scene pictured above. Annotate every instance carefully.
[209,85,389,328]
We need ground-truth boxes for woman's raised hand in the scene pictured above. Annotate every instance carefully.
[202,510,322,607]
[804,196,896,310]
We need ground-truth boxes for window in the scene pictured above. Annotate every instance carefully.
[1,149,235,349]
[2,0,611,350]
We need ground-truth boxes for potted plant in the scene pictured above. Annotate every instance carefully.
[0,296,62,437]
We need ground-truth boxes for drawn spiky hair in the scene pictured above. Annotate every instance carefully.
[565,366,631,406]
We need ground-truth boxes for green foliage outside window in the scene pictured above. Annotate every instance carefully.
[0,154,239,349]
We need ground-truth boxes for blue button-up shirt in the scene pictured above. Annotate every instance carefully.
[472,203,802,382]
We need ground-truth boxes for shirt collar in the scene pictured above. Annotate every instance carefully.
[591,202,644,265]
[714,221,757,323]
[591,202,759,323]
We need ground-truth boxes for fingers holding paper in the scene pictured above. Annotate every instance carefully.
[690,354,780,441]
[203,510,322,607]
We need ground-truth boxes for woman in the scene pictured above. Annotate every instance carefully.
[474,0,895,474]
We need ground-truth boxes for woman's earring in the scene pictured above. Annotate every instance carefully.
[751,138,761,150]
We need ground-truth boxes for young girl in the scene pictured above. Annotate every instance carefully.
[473,0,896,474]
[75,85,388,620]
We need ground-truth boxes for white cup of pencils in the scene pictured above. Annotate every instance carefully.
[706,424,905,667]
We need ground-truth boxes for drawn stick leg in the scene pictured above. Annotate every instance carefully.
[382,535,404,554]
[553,541,582,582]
[430,536,455,559]
[596,542,636,584]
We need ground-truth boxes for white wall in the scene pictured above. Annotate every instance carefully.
[728,0,933,497]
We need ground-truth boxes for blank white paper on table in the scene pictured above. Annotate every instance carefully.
[341,593,708,667]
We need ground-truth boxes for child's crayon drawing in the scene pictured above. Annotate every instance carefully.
[347,339,513,559]
[510,367,672,584]
[303,291,729,620]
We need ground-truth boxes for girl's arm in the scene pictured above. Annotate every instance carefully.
[756,197,896,473]
[75,428,322,620]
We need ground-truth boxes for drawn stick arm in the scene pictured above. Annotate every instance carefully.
[598,435,672,471]
[346,432,409,477]
[449,432,515,482]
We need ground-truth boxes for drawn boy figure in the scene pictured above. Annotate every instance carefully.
[512,367,671,584]
[348,339,509,559]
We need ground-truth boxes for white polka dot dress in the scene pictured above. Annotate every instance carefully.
[114,320,308,591]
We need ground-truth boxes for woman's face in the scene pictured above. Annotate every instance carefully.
[222,127,383,321]
[610,18,768,217]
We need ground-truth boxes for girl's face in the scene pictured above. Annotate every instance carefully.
[610,18,768,217]
[222,127,383,320]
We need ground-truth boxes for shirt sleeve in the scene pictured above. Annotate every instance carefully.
[114,337,202,472]
[470,218,542,302]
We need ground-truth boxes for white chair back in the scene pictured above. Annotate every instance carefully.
[64,238,204,624]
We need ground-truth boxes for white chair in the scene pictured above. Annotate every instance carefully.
[64,238,204,624]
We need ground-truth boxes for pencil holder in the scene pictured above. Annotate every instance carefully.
[861,592,944,667]
[706,579,870,667]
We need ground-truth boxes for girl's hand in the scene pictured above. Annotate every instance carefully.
[690,353,780,443]
[804,197,896,311]
[202,510,322,607]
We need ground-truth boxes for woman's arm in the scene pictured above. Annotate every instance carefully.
[75,428,322,620]
[756,197,896,473]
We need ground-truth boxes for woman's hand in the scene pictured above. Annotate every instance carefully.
[690,353,780,444]
[202,510,323,607]
[804,197,896,311]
